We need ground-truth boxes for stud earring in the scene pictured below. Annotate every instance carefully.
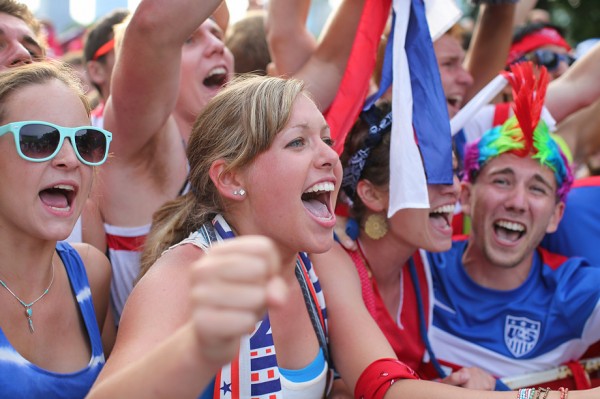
[233,188,246,196]
[364,213,388,240]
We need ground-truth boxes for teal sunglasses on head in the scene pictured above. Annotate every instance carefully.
[0,121,112,166]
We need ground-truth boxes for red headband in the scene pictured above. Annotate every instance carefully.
[507,27,571,65]
[92,38,115,61]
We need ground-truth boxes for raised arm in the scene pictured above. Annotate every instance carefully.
[513,0,540,27]
[266,0,365,111]
[266,0,316,77]
[546,41,600,124]
[463,3,517,103]
[212,1,230,33]
[103,0,223,158]
[554,97,600,166]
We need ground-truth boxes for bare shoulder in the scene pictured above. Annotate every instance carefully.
[124,243,206,323]
[143,242,207,283]
[69,242,111,285]
[103,243,206,372]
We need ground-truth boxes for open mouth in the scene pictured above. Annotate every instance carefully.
[203,66,228,88]
[429,204,455,229]
[39,184,76,212]
[494,220,526,242]
[446,95,463,110]
[301,182,334,220]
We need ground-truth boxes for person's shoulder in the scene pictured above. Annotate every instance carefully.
[537,246,597,270]
[68,242,112,284]
[571,176,600,189]
[146,241,206,279]
[66,242,109,269]
[537,249,600,313]
[537,247,600,286]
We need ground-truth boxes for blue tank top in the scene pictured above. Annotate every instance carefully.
[0,242,105,398]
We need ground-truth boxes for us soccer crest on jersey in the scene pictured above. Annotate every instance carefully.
[505,315,541,358]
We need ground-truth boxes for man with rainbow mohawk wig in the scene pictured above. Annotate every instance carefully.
[462,61,573,203]
[425,62,600,390]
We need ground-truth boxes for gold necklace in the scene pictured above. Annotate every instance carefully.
[0,262,55,333]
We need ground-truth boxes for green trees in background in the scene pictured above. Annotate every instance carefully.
[536,0,600,45]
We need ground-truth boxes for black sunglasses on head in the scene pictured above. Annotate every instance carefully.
[522,50,575,72]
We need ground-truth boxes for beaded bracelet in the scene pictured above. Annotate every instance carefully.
[559,387,569,399]
[537,387,551,399]
[517,388,536,399]
[516,387,552,399]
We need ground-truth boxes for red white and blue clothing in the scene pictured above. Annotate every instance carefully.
[104,170,190,324]
[542,176,600,265]
[0,242,105,398]
[168,215,331,399]
[104,223,150,323]
[349,247,441,380]
[428,238,600,380]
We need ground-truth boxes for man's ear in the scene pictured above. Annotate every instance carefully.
[459,181,473,217]
[545,200,565,234]
[209,159,246,201]
[356,180,388,213]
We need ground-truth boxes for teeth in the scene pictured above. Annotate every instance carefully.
[431,204,455,214]
[446,95,463,105]
[50,206,71,211]
[207,66,226,77]
[53,184,74,191]
[496,220,525,232]
[304,182,334,194]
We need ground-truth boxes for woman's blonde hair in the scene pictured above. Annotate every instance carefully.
[0,60,90,123]
[139,75,306,277]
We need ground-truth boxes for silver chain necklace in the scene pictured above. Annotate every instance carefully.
[0,262,55,333]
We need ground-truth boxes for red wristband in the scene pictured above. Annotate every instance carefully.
[354,358,419,399]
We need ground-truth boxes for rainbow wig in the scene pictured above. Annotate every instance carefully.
[463,62,573,202]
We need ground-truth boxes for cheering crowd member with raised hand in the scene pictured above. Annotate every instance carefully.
[95,0,234,324]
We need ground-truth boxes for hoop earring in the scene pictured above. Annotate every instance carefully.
[364,213,388,240]
[233,188,246,196]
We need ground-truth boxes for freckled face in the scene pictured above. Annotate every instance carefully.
[238,95,342,257]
